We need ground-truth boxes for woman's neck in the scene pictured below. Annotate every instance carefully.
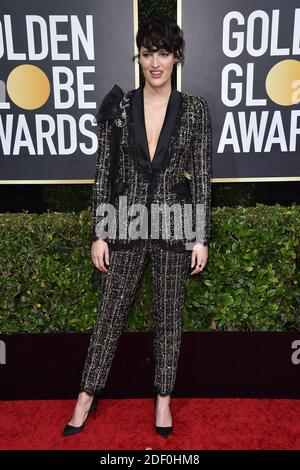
[143,81,173,103]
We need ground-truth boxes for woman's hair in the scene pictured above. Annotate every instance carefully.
[133,16,185,66]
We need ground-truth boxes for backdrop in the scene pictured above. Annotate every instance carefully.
[181,0,300,181]
[0,0,135,182]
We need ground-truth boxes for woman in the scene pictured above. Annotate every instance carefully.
[62,17,212,438]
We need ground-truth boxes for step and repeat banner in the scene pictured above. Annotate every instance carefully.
[181,0,300,180]
[0,0,135,182]
[0,0,299,182]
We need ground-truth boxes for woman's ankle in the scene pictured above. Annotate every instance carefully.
[157,394,171,405]
[78,391,93,404]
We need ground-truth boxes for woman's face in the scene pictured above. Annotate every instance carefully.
[138,46,177,87]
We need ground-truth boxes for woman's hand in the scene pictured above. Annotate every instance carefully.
[91,239,110,272]
[191,243,208,275]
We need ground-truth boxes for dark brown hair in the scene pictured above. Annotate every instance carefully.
[132,16,185,67]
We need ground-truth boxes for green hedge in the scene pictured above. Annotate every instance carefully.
[0,204,299,333]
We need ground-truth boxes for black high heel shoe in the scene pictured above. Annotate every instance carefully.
[154,395,173,438]
[62,396,98,436]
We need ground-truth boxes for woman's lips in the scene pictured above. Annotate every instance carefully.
[150,71,163,78]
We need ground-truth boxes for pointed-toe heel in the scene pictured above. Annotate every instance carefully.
[154,396,173,438]
[62,396,98,437]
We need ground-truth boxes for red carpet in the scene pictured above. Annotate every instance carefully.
[0,398,300,450]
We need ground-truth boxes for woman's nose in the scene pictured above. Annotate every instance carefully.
[151,54,160,67]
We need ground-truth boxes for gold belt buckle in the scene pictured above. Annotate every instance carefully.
[183,170,192,180]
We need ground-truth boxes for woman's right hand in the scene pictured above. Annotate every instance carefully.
[91,239,110,272]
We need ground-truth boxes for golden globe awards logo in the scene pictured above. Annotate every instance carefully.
[0,14,97,156]
[218,8,300,154]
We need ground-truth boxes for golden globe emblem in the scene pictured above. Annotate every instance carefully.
[265,59,300,106]
[7,64,50,110]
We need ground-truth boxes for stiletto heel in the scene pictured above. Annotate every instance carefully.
[154,395,173,438]
[62,396,98,436]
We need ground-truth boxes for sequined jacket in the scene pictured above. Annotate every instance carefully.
[91,83,212,252]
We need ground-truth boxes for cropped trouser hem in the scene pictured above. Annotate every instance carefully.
[79,387,104,397]
[79,386,174,398]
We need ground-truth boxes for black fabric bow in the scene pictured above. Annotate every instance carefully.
[94,83,124,125]
[93,84,126,202]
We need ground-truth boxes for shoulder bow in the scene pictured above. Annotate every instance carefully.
[94,83,124,125]
[93,83,127,200]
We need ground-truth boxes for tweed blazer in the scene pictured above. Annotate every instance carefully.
[91,82,212,252]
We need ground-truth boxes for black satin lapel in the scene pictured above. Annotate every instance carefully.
[132,86,152,175]
[132,85,182,176]
[151,87,181,171]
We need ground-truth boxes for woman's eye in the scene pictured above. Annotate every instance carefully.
[142,52,169,57]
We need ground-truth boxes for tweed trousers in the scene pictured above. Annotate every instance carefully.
[80,238,192,397]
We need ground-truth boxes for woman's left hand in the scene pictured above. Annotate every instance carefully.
[191,243,208,275]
